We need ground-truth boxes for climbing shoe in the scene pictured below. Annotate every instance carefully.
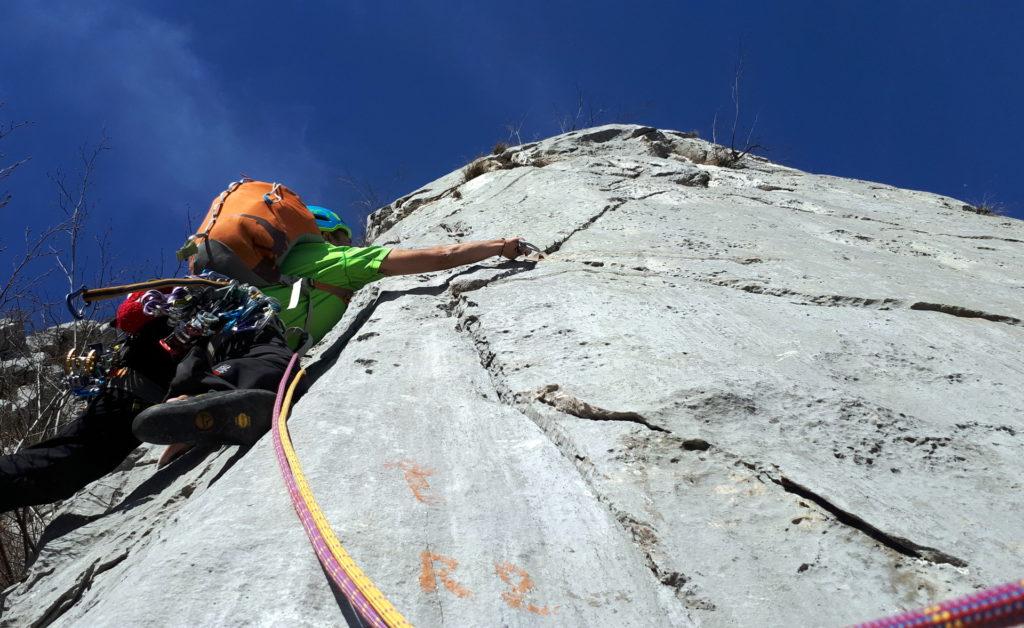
[132,389,276,447]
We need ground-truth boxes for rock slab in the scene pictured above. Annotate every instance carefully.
[3,124,1022,626]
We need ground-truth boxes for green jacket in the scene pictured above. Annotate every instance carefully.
[263,242,391,347]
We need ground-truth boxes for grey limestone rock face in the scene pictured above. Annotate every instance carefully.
[25,320,116,358]
[0,319,27,359]
[2,124,1022,626]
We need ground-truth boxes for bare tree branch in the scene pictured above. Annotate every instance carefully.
[505,112,529,146]
[0,122,113,587]
[708,42,766,168]
[0,103,32,211]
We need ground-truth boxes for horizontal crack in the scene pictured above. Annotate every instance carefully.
[936,233,1023,245]
[771,476,967,568]
[531,384,668,433]
[704,277,1021,327]
[449,264,537,295]
[612,428,970,573]
[707,278,902,309]
[909,302,1021,326]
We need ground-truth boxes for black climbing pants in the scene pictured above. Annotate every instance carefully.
[0,328,295,513]
[0,390,149,512]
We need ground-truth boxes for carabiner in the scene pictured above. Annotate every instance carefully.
[517,240,546,260]
[66,285,88,320]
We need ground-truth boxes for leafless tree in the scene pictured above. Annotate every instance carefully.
[338,171,382,217]
[553,84,602,133]
[338,167,409,244]
[0,103,31,211]
[49,134,110,336]
[505,113,528,146]
[711,44,764,168]
[0,121,113,587]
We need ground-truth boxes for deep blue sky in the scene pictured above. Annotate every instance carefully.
[2,1,1021,313]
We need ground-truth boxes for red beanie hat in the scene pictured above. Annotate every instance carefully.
[115,291,158,334]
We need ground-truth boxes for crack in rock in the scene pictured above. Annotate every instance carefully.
[530,384,668,433]
[703,276,1021,327]
[769,476,967,568]
[546,191,668,256]
[449,266,536,296]
[706,277,902,309]
[30,551,129,627]
[610,509,716,611]
[628,429,970,575]
[909,302,1021,326]
[307,262,535,381]
[445,293,703,604]
[937,233,1023,244]
[448,291,965,608]
[545,199,629,255]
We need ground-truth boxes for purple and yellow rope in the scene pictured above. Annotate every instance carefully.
[855,578,1024,628]
[272,353,411,627]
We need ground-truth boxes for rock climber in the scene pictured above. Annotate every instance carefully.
[0,203,528,512]
[131,205,530,450]
[263,205,527,347]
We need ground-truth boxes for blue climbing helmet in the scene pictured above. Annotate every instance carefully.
[307,205,352,239]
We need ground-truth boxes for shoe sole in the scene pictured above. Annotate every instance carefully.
[132,389,276,447]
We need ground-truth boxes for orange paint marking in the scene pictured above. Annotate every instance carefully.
[419,552,473,598]
[385,460,441,504]
[494,562,554,616]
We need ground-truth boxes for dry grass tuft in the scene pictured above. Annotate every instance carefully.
[462,158,489,182]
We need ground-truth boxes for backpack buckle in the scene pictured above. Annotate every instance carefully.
[263,182,284,207]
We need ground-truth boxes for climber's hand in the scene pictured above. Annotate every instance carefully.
[499,237,524,259]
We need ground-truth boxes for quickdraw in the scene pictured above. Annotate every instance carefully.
[140,279,283,356]
[272,354,411,628]
[516,239,546,260]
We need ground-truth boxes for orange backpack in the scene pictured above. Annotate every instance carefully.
[177,179,322,287]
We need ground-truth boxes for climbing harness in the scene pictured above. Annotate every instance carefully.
[272,354,411,628]
[855,578,1024,627]
[62,276,283,397]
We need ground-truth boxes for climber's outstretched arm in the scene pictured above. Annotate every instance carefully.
[379,238,523,276]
